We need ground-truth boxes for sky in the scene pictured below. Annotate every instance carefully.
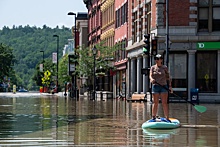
[0,0,87,29]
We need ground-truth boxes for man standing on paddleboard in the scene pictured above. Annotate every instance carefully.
[149,54,173,122]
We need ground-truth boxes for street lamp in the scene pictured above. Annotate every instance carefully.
[40,50,44,64]
[165,0,169,67]
[40,50,45,92]
[67,12,77,99]
[53,34,59,93]
[92,46,97,100]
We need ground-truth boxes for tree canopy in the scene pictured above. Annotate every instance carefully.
[0,25,72,90]
[0,43,16,82]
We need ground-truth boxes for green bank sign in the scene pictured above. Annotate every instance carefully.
[197,42,220,50]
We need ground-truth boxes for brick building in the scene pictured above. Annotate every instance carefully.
[83,0,220,102]
[127,0,220,102]
[114,0,128,98]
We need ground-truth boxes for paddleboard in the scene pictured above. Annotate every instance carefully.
[142,118,180,129]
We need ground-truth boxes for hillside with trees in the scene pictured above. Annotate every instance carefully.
[0,25,72,90]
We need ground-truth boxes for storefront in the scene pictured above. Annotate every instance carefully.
[196,42,219,94]
[114,60,127,98]
[167,41,220,102]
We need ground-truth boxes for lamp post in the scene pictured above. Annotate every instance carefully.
[40,50,44,92]
[40,50,44,71]
[165,0,172,103]
[92,46,97,100]
[67,12,77,99]
[40,50,44,64]
[165,0,169,67]
[53,34,59,93]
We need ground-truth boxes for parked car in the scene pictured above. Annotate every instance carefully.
[18,88,28,92]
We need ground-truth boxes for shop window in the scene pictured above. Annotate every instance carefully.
[196,51,217,93]
[169,53,187,98]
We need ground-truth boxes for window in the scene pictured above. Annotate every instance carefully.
[169,53,187,88]
[169,53,187,99]
[213,7,220,31]
[121,4,125,25]
[121,2,128,24]
[146,3,151,34]
[124,2,128,23]
[198,8,208,31]
[198,0,220,32]
[121,39,126,59]
[116,3,127,28]
[196,51,217,93]
[116,9,120,28]
[133,12,138,42]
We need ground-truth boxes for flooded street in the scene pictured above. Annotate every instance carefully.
[0,93,219,146]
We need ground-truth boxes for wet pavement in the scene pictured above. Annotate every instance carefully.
[0,92,219,146]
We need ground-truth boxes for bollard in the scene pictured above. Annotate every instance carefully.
[64,82,67,97]
[13,85,16,94]
[100,91,103,100]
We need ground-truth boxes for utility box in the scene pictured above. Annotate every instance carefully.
[190,88,199,104]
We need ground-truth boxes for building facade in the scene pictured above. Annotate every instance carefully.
[83,0,220,102]
[126,0,151,98]
[76,12,89,94]
[114,0,128,98]
[126,0,220,102]
[99,0,115,94]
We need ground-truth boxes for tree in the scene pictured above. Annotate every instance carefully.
[76,42,123,78]
[0,25,72,90]
[58,54,71,88]
[0,43,16,83]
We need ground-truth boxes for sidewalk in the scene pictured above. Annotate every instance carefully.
[0,91,86,98]
[0,92,41,98]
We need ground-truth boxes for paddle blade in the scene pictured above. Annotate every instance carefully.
[194,105,207,113]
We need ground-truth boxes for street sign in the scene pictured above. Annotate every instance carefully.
[52,52,57,63]
[197,42,220,50]
[40,64,43,72]
[70,64,75,72]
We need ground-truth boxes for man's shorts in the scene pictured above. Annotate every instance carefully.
[152,84,168,94]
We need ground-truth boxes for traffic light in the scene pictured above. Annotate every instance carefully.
[143,34,150,55]
[151,39,158,56]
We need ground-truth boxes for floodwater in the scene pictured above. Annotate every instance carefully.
[0,94,219,146]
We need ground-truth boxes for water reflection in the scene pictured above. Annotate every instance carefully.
[0,95,219,146]
[143,128,180,146]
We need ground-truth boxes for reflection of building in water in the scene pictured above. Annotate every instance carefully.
[125,102,150,146]
[143,128,180,146]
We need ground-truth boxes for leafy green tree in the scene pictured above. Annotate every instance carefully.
[58,54,71,88]
[76,42,122,78]
[0,25,72,90]
[0,43,16,82]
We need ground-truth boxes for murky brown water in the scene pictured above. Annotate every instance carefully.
[0,94,219,146]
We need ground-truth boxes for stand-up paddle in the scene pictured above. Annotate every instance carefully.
[155,81,207,113]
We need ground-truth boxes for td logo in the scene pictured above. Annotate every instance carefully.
[198,43,205,48]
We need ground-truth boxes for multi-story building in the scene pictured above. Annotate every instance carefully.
[83,0,220,102]
[126,0,151,98]
[76,12,89,94]
[67,12,88,97]
[85,0,102,45]
[84,0,116,98]
[126,0,220,102]
[99,0,115,97]
[114,0,128,98]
